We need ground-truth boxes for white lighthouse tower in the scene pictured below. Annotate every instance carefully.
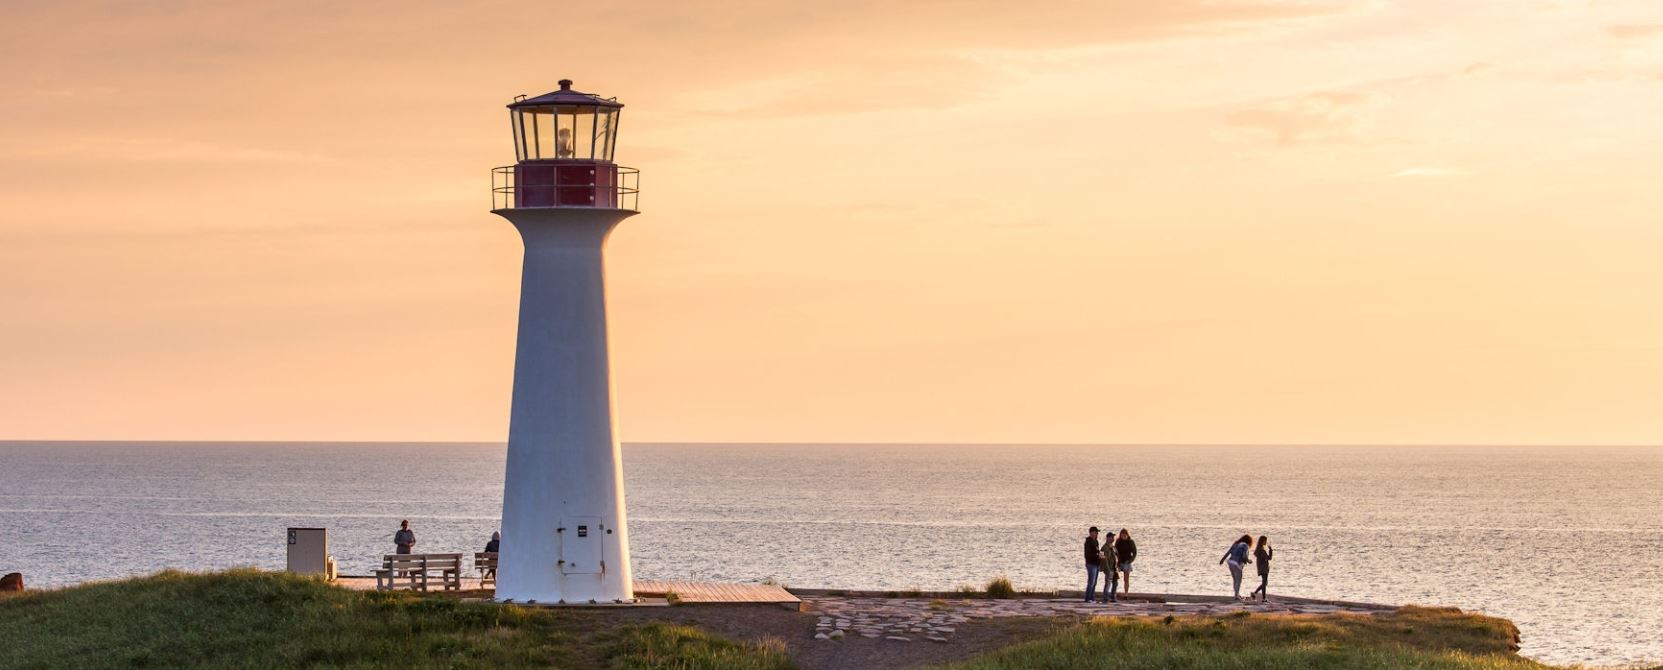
[489,80,641,604]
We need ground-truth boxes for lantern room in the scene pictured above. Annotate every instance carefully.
[493,79,639,210]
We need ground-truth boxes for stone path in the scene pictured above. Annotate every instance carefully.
[802,595,1392,643]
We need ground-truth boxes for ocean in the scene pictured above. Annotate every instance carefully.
[1,442,1658,666]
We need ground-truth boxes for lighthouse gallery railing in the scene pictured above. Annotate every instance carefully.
[492,165,639,211]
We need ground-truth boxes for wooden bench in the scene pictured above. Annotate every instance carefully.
[475,552,498,587]
[375,553,462,591]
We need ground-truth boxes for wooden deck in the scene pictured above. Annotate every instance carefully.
[632,580,799,605]
[331,575,798,606]
[334,575,491,592]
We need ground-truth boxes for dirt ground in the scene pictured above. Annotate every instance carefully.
[434,587,1070,668]
[589,603,1071,670]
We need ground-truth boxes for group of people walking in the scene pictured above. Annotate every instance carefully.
[1081,528,1274,602]
[1081,527,1137,603]
[1220,534,1273,601]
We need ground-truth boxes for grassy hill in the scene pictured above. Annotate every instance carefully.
[1,570,1643,669]
[937,606,1572,670]
[0,569,786,669]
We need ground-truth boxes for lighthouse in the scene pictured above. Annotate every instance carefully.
[490,80,641,604]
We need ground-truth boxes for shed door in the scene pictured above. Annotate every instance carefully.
[560,516,604,574]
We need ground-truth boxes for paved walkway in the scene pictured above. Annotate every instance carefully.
[800,594,1394,643]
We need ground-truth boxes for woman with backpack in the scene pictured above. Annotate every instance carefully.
[1099,535,1121,603]
[1218,534,1253,599]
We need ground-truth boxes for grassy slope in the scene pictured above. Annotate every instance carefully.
[4,571,1648,670]
[0,570,790,670]
[938,607,1577,670]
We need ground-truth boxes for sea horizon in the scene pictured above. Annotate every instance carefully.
[8,439,1663,448]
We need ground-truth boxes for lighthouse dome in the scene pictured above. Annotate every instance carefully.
[509,79,624,110]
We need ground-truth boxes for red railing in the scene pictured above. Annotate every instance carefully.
[492,165,639,211]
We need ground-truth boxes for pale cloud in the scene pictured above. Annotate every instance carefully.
[682,54,993,118]
[1462,62,1496,76]
[17,138,332,164]
[1225,90,1384,146]
[671,1,1361,117]
[1391,167,1466,178]
[1607,24,1663,39]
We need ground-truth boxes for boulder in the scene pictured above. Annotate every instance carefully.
[0,573,21,592]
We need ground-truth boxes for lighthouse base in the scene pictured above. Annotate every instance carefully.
[492,510,633,605]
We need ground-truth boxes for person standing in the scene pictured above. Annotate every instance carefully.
[1114,529,1138,593]
[1100,536,1121,603]
[1248,535,1273,601]
[394,520,417,555]
[1219,534,1252,599]
[484,531,501,553]
[1083,527,1104,603]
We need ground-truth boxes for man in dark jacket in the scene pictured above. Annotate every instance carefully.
[1083,527,1104,603]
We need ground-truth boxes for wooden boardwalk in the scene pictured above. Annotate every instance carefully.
[334,575,490,591]
[632,580,799,605]
[332,575,798,605]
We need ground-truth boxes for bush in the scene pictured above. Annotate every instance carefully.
[985,576,1016,599]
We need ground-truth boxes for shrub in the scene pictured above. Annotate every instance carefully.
[985,576,1016,599]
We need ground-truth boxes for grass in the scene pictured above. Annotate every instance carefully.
[0,569,791,670]
[6,570,1648,670]
[985,576,1016,599]
[935,606,1593,670]
[602,624,790,670]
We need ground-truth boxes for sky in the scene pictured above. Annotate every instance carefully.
[3,0,1662,444]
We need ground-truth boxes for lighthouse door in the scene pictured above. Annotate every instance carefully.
[559,516,604,574]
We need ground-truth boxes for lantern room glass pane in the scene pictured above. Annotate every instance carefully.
[602,111,621,162]
[513,105,619,161]
[511,111,526,162]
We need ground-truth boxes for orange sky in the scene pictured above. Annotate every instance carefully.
[3,1,1662,443]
